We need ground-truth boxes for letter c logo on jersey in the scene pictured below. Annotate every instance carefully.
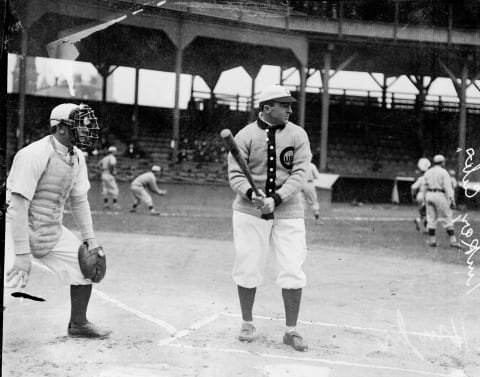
[280,147,294,169]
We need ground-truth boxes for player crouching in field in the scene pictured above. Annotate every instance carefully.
[4,103,110,338]
[411,157,431,232]
[227,84,311,352]
[129,165,167,216]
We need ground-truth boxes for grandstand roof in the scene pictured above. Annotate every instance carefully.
[8,0,480,84]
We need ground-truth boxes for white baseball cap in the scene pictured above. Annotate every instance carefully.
[433,154,446,163]
[258,84,297,103]
[108,146,117,153]
[417,158,431,172]
[50,103,78,127]
[152,165,161,172]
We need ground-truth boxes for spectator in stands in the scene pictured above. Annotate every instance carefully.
[411,157,431,232]
[129,165,167,216]
[98,146,120,211]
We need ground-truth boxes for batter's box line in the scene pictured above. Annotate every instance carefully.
[158,312,223,346]
[166,343,459,377]
[220,312,463,342]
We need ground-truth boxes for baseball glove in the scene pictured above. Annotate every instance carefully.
[78,242,106,283]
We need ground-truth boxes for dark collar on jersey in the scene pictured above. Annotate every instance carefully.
[256,116,286,131]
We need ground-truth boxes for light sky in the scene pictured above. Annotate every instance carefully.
[8,54,480,109]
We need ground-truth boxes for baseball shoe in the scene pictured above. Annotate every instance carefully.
[238,322,256,342]
[113,204,121,211]
[427,241,438,247]
[103,205,110,211]
[149,210,160,216]
[413,218,421,231]
[129,208,137,213]
[450,241,462,249]
[283,331,308,352]
[68,321,111,339]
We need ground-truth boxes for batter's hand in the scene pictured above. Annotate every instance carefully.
[251,190,266,209]
[260,197,275,214]
[6,254,32,289]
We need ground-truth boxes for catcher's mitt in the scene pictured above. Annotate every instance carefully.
[78,242,106,283]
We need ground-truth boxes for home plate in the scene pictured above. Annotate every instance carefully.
[260,364,330,377]
[98,364,194,377]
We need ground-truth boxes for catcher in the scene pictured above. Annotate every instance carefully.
[4,103,109,338]
[129,165,167,216]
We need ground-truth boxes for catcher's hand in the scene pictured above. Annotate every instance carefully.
[78,242,106,283]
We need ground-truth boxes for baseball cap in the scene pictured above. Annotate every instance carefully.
[50,103,78,127]
[152,165,161,172]
[258,84,297,103]
[417,158,431,172]
[433,154,446,163]
[108,146,117,153]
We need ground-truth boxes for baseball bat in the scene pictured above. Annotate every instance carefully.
[220,129,274,220]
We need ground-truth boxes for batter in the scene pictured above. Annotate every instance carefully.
[227,84,311,351]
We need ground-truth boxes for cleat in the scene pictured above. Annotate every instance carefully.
[450,242,462,249]
[149,210,160,216]
[68,321,111,339]
[283,331,308,352]
[414,218,421,231]
[238,322,256,343]
[427,241,438,247]
[129,208,137,213]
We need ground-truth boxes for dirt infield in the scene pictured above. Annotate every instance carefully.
[3,182,480,377]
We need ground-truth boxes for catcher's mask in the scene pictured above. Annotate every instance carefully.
[50,103,100,151]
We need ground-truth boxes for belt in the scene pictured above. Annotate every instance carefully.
[427,189,444,193]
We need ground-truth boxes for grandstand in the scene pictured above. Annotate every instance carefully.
[5,0,480,205]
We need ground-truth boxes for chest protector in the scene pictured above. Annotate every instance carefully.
[29,146,79,257]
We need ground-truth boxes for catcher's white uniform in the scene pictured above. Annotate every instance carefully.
[5,136,92,288]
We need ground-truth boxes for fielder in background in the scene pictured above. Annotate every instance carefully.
[411,157,431,232]
[98,146,120,211]
[422,154,461,248]
[227,84,311,352]
[129,165,167,216]
[302,159,321,221]
[4,103,110,338]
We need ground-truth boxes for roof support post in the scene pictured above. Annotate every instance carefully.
[297,62,307,128]
[132,66,140,142]
[319,46,356,171]
[439,58,479,178]
[172,43,184,164]
[17,28,28,150]
[319,44,333,171]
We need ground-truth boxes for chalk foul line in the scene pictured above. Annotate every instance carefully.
[166,343,453,377]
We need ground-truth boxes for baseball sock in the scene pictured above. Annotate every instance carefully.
[113,198,117,205]
[70,284,92,324]
[238,285,256,322]
[282,288,302,330]
[132,203,138,209]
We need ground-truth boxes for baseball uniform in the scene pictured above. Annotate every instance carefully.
[99,153,119,199]
[5,135,92,286]
[302,162,320,219]
[229,117,312,289]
